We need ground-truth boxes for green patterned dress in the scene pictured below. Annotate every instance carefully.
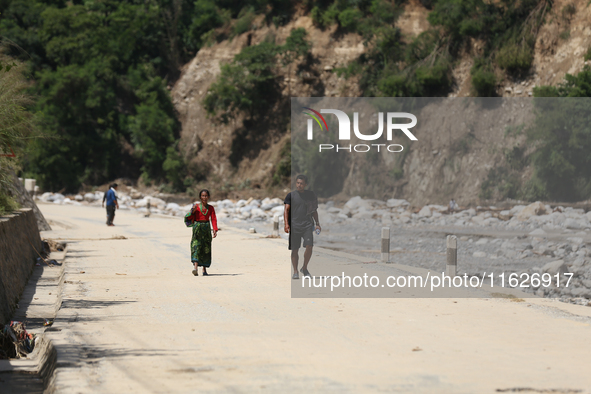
[184,203,217,267]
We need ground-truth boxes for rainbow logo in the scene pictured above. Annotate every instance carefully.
[302,107,328,132]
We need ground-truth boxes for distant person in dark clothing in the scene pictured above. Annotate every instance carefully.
[284,174,321,279]
[102,183,119,226]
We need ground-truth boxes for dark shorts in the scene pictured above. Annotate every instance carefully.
[106,205,116,225]
[289,228,314,250]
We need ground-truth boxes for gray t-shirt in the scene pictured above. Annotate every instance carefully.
[284,190,317,232]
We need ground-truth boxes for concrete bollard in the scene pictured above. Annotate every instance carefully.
[381,227,390,263]
[24,179,36,196]
[272,215,279,237]
[446,235,457,277]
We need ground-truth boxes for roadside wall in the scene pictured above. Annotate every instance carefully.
[0,209,42,324]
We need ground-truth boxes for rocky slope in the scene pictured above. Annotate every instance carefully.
[172,0,591,205]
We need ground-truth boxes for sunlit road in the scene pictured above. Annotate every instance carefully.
[39,203,591,393]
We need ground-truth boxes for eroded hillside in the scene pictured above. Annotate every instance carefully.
[172,0,591,205]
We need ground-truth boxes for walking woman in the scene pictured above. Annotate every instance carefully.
[184,189,218,276]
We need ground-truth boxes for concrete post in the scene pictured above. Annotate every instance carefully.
[381,227,390,263]
[446,235,457,277]
[24,179,36,196]
[272,215,279,237]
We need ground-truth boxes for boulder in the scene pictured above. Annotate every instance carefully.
[541,260,569,275]
[352,211,374,220]
[40,192,53,202]
[417,206,431,218]
[549,212,566,225]
[271,205,285,214]
[345,196,363,210]
[509,205,526,216]
[151,197,166,208]
[516,201,547,221]
[471,215,485,225]
[250,208,266,217]
[240,206,254,214]
[50,193,65,202]
[261,202,281,211]
[166,203,180,211]
[564,218,584,230]
[74,194,84,201]
[386,199,410,208]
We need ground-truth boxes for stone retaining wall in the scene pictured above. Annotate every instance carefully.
[0,209,42,324]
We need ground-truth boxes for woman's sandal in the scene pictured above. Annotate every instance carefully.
[192,269,198,276]
[202,271,209,276]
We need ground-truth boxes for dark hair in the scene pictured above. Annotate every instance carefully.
[112,183,118,188]
[296,174,308,184]
[199,189,210,198]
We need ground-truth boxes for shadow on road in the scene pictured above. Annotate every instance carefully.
[61,299,136,310]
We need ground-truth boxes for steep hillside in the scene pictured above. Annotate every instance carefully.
[172,0,591,204]
[172,15,365,193]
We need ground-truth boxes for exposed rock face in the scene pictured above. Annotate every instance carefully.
[172,1,591,204]
[172,17,364,189]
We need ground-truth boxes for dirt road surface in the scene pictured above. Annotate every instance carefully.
[38,203,591,393]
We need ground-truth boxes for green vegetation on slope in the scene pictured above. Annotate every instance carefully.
[204,28,310,123]
[329,0,550,97]
[0,58,35,214]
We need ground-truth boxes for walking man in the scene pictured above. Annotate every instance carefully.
[284,175,321,279]
[102,183,119,226]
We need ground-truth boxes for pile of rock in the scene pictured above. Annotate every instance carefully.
[38,193,591,234]
[36,192,591,304]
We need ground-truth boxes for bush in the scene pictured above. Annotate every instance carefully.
[188,0,229,48]
[526,97,591,201]
[405,30,439,63]
[479,167,520,200]
[532,85,559,97]
[338,7,362,31]
[272,141,290,185]
[415,59,452,95]
[471,59,497,96]
[519,176,548,201]
[232,7,256,37]
[206,28,309,122]
[496,42,534,75]
[471,68,496,96]
[204,42,280,122]
[162,143,188,192]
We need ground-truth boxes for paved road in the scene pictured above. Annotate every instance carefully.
[38,203,591,393]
